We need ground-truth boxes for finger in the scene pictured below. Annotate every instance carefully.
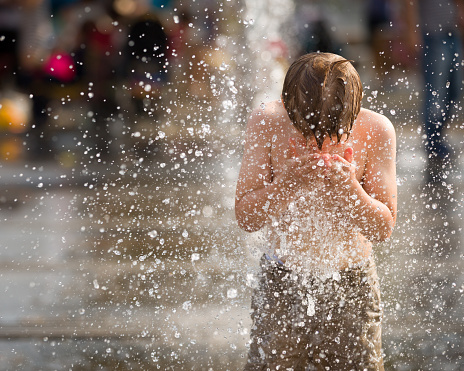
[330,156,353,176]
[322,153,332,167]
[331,154,353,169]
[297,153,322,164]
[298,161,324,177]
[331,154,348,164]
[344,147,353,163]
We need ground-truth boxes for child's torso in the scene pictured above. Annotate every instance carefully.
[264,101,372,277]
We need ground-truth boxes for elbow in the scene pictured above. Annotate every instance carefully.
[369,219,395,243]
[374,229,393,243]
[235,207,263,233]
[380,213,396,241]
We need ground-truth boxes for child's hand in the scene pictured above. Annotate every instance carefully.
[287,137,343,186]
[326,147,357,188]
[279,138,322,188]
[288,136,332,166]
[281,153,323,187]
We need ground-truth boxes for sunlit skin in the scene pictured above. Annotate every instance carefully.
[235,99,397,272]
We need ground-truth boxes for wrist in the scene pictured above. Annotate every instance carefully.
[273,173,299,197]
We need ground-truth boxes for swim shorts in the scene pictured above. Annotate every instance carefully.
[244,255,384,370]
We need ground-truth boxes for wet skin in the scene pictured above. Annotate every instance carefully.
[235,100,397,272]
[278,135,369,271]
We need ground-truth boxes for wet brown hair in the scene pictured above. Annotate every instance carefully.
[281,52,363,149]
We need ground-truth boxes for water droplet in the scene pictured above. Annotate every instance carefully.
[182,301,192,311]
[227,288,237,298]
[191,253,200,262]
[222,99,233,109]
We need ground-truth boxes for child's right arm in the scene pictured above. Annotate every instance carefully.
[235,108,321,232]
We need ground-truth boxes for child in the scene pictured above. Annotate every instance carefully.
[235,52,397,370]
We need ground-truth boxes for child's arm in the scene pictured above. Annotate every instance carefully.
[235,109,321,232]
[329,115,397,242]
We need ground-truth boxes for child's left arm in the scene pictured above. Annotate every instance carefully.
[329,116,397,242]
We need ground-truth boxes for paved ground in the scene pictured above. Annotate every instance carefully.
[0,64,463,370]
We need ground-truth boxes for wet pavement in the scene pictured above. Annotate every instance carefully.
[1,76,464,370]
[0,93,252,370]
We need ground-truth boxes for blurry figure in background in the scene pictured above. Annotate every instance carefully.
[403,0,464,185]
[168,10,191,65]
[293,3,336,56]
[21,0,55,158]
[122,7,168,157]
[187,8,221,99]
[366,0,396,90]
[125,10,168,118]
[107,0,169,158]
[73,17,120,159]
[53,0,121,160]
[168,6,223,100]
[266,37,290,72]
[112,0,173,158]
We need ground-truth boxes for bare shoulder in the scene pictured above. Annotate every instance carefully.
[358,108,395,133]
[249,100,287,121]
[246,100,287,136]
[264,99,288,115]
[357,108,396,141]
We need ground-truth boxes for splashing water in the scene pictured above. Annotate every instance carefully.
[268,186,365,281]
[1,0,463,370]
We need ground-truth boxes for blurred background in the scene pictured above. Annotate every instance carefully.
[0,0,463,369]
